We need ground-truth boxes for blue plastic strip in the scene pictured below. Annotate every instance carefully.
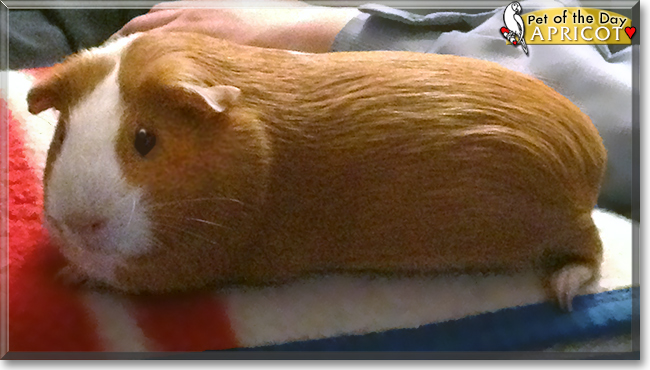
[230,287,637,352]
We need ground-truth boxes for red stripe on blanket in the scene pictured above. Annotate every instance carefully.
[132,294,238,351]
[6,101,103,351]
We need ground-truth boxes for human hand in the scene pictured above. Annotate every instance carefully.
[114,0,360,53]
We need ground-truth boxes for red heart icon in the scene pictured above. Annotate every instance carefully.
[625,26,636,39]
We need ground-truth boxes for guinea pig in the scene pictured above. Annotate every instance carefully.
[27,31,606,311]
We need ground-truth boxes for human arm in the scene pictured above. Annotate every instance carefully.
[115,0,360,53]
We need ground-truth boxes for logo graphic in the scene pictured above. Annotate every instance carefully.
[501,4,635,50]
[500,2,529,55]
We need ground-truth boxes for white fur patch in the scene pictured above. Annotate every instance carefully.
[45,34,152,279]
[79,33,142,59]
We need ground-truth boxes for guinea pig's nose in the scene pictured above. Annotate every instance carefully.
[65,214,108,235]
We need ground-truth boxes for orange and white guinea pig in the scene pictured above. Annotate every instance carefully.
[28,31,606,311]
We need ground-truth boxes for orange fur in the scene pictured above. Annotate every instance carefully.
[33,32,607,295]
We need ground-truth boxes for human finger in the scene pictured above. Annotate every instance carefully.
[115,9,181,36]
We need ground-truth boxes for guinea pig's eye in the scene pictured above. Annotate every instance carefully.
[134,128,156,157]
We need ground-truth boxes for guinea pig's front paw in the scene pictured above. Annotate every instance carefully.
[56,265,88,286]
[56,265,113,291]
[55,265,99,289]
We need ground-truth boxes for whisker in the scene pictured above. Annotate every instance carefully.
[125,195,137,229]
[34,113,56,127]
[147,197,246,210]
[186,218,226,228]
[115,190,134,204]
[151,214,232,230]
[151,221,219,245]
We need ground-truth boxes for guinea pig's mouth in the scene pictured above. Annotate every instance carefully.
[45,213,129,283]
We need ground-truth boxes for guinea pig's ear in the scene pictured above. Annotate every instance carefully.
[27,74,61,114]
[173,83,241,114]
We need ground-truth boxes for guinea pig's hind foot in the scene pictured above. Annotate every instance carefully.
[550,263,594,312]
